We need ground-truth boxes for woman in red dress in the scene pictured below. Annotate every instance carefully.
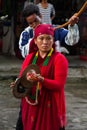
[11,24,68,130]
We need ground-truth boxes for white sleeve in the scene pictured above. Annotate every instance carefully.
[65,24,80,46]
[19,27,33,58]
[20,43,29,58]
[19,36,32,58]
[18,32,29,58]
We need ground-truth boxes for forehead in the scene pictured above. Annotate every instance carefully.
[36,34,53,38]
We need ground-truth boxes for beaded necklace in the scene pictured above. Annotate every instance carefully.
[25,48,54,105]
[32,48,54,65]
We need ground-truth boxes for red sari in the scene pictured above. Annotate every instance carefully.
[19,51,68,130]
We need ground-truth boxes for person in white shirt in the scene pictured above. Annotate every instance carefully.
[19,3,79,58]
[37,0,55,24]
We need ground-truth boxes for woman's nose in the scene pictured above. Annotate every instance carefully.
[43,38,48,43]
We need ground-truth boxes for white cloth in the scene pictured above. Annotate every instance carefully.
[37,3,55,24]
[19,24,80,58]
[65,24,80,46]
[24,1,33,9]
[19,26,33,58]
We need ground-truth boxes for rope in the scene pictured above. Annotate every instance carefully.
[54,1,87,29]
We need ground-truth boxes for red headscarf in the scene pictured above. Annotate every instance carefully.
[34,24,54,38]
[29,24,54,53]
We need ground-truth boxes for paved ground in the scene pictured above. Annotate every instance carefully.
[0,54,87,130]
[0,54,87,81]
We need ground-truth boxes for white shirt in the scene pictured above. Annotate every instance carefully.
[37,3,55,24]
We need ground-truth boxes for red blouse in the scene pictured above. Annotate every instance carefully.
[19,51,68,130]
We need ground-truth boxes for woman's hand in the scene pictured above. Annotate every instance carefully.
[26,72,44,83]
[10,81,15,92]
[68,13,79,26]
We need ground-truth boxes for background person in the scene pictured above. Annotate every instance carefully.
[19,3,79,58]
[19,3,42,58]
[24,0,34,9]
[11,24,68,130]
[37,0,55,24]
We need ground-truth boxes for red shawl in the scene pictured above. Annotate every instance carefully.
[19,52,68,130]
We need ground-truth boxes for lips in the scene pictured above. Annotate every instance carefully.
[42,45,49,48]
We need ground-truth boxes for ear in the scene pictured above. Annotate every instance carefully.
[34,38,37,45]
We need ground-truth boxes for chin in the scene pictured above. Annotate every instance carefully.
[42,47,48,50]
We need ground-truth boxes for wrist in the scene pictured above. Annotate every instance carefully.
[41,77,44,82]
[39,76,44,83]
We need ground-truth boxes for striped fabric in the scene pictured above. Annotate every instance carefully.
[37,3,55,24]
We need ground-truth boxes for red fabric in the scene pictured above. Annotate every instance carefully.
[29,39,38,53]
[19,53,34,77]
[34,24,54,38]
[19,52,68,130]
[29,24,55,54]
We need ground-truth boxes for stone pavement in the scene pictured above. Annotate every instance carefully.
[0,54,87,81]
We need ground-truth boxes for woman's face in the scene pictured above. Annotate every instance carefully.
[34,34,54,53]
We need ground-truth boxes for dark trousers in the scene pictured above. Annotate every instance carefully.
[16,109,23,130]
[60,127,65,130]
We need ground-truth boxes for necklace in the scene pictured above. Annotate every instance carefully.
[25,48,54,105]
[25,82,40,105]
[32,48,54,65]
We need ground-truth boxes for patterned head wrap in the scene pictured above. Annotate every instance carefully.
[34,24,54,38]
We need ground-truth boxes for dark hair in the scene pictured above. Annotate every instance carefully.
[21,3,40,28]
[22,3,40,18]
